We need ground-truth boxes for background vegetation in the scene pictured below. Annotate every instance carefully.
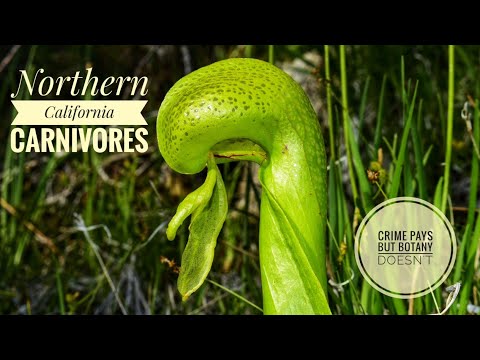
[0,45,478,314]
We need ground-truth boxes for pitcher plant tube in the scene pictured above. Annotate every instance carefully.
[157,58,331,315]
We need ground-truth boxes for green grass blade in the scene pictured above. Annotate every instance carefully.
[374,75,387,152]
[467,100,479,227]
[441,45,455,213]
[357,76,371,148]
[324,45,335,159]
[268,45,274,64]
[56,267,66,315]
[433,177,444,209]
[389,81,419,198]
[345,114,373,212]
[340,45,359,201]
[411,100,427,199]
[206,279,263,313]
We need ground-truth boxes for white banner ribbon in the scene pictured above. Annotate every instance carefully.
[11,100,148,126]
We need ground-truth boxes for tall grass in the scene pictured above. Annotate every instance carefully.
[324,45,478,315]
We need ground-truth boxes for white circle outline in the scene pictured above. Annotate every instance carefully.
[354,197,457,299]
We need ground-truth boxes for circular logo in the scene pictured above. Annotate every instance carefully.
[354,197,456,299]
